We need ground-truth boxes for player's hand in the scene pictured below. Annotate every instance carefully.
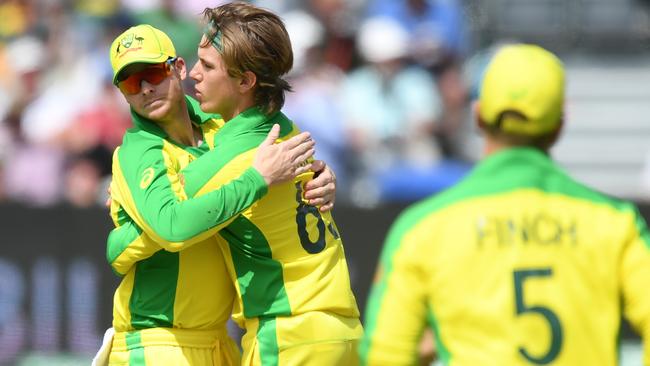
[304,160,336,212]
[253,124,315,186]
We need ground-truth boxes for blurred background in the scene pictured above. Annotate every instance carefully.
[0,0,649,364]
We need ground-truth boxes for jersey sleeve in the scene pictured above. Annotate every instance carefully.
[111,142,268,252]
[361,214,429,365]
[619,206,650,365]
[106,220,160,276]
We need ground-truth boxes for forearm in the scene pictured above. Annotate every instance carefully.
[106,222,160,276]
[140,167,267,249]
[106,168,266,272]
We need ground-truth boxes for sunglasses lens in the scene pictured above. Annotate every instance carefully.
[117,75,142,94]
[117,63,171,95]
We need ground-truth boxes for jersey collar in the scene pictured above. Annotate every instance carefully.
[472,147,555,179]
[214,106,291,142]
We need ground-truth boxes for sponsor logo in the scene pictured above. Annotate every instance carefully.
[140,167,155,189]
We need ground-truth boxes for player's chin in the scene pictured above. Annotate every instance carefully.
[199,99,216,114]
[143,103,172,121]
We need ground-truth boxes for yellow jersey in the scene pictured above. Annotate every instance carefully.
[361,147,650,366]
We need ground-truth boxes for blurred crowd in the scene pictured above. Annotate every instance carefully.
[0,0,476,208]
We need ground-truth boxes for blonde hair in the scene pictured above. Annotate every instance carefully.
[201,2,293,115]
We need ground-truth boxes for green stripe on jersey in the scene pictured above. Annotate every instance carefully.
[425,148,632,216]
[126,331,145,365]
[257,317,279,366]
[130,250,179,328]
[221,216,291,318]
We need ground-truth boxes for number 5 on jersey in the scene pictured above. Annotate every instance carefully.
[513,268,564,364]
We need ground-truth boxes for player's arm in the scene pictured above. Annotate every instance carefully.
[106,220,160,276]
[114,125,314,251]
[108,139,335,274]
[620,206,650,365]
[361,216,429,365]
[107,161,335,274]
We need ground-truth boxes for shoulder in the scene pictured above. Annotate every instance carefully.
[550,168,635,213]
[117,129,164,155]
[386,193,451,246]
[114,129,166,173]
[274,112,301,139]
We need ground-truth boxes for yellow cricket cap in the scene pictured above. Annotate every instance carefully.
[479,44,565,136]
[109,24,176,85]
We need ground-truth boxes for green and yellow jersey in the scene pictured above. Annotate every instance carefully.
[108,96,268,334]
[200,108,359,322]
[361,147,650,366]
[184,107,362,364]
[108,104,361,357]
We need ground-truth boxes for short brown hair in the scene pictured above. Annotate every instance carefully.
[201,2,293,115]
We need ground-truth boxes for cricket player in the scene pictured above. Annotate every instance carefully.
[361,44,650,365]
[104,24,336,365]
[185,5,363,364]
[111,3,362,365]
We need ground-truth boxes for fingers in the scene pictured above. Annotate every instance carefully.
[303,187,335,212]
[291,136,315,159]
[304,165,336,211]
[292,147,315,171]
[282,131,312,150]
[319,202,334,212]
[310,159,326,175]
[305,164,336,191]
[304,183,334,200]
[304,194,335,212]
[259,124,281,148]
[295,161,313,176]
[306,195,328,207]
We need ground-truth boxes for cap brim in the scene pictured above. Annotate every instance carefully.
[112,53,169,84]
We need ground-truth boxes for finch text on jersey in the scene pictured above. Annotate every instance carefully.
[475,212,577,248]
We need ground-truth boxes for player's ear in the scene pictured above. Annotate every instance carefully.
[173,57,187,80]
[239,71,257,94]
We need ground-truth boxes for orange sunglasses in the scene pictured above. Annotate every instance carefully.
[117,58,177,95]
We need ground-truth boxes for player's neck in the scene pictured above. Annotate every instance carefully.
[160,98,198,146]
[222,96,256,123]
[483,137,550,158]
[483,137,509,157]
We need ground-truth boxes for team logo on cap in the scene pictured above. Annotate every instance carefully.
[121,34,135,48]
[115,33,145,56]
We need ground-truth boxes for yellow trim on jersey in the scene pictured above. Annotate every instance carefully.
[113,270,135,328]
